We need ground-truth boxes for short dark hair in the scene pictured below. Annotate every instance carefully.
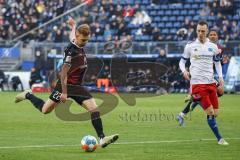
[198,21,208,28]
[209,28,219,35]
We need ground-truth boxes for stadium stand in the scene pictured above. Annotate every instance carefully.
[0,0,239,42]
[0,0,239,93]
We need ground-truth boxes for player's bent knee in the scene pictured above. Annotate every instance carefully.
[41,107,51,114]
[82,98,98,112]
[214,110,219,117]
[205,107,214,116]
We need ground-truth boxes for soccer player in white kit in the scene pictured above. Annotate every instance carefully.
[179,21,228,145]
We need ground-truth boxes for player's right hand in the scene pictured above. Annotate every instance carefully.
[60,93,68,103]
[67,17,76,29]
[183,71,190,80]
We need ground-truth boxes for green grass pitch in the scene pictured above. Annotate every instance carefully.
[0,92,239,160]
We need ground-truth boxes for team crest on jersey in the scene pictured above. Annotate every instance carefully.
[65,56,71,63]
[208,48,213,52]
[193,55,200,60]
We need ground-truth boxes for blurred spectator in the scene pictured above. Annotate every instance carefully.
[92,22,104,36]
[155,47,168,65]
[0,69,5,91]
[97,65,110,90]
[103,24,113,41]
[152,27,164,41]
[0,0,239,43]
[142,22,153,35]
[123,5,134,18]
[131,11,151,25]
[11,76,23,91]
[175,28,188,41]
[29,67,43,88]
[222,54,230,78]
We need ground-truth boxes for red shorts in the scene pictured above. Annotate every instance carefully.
[191,83,218,110]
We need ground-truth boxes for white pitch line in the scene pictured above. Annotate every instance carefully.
[0,137,239,149]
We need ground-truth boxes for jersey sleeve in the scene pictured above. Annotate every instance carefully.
[63,46,72,66]
[181,43,191,60]
[213,44,222,62]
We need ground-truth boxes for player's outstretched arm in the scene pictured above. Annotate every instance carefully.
[179,58,190,80]
[68,17,76,42]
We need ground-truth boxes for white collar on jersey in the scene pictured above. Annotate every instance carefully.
[196,38,209,44]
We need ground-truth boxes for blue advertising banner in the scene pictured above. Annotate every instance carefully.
[224,56,240,92]
[0,47,20,58]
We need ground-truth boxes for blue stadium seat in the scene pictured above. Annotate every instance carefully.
[127,23,136,29]
[199,3,205,8]
[184,4,191,9]
[174,4,184,9]
[208,16,215,21]
[168,4,175,9]
[91,36,97,42]
[177,16,184,21]
[142,35,152,41]
[173,22,181,28]
[169,16,177,21]
[180,10,187,15]
[142,0,149,5]
[172,10,180,15]
[162,16,169,22]
[157,10,164,15]
[195,0,205,3]
[152,23,157,27]
[165,22,173,28]
[208,21,213,27]
[189,10,195,15]
[191,4,199,9]
[131,30,136,35]
[185,16,192,20]
[193,15,200,21]
[165,10,172,15]
[160,5,168,10]
[158,22,165,28]
[233,15,240,20]
[154,5,161,10]
[97,36,104,42]
[146,5,153,10]
[154,17,161,22]
[150,11,157,16]
[162,29,169,34]
[170,28,177,34]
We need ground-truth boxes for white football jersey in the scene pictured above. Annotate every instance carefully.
[182,38,219,84]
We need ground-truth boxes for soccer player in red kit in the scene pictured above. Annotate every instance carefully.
[15,17,119,148]
[179,21,228,145]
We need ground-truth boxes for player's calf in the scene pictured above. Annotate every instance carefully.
[41,99,57,114]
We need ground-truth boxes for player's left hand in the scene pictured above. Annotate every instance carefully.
[60,93,68,103]
[219,77,224,87]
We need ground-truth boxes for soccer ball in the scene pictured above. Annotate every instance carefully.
[81,135,98,152]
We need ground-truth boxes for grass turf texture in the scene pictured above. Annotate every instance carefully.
[0,92,239,160]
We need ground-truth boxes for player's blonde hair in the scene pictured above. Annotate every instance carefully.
[77,24,91,37]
